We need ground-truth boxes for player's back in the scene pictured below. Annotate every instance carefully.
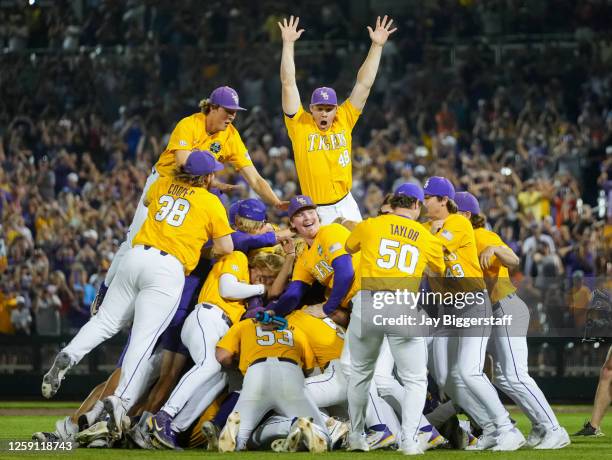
[473,227,516,303]
[287,310,344,369]
[133,175,231,273]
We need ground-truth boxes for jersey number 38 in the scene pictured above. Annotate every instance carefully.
[155,195,191,227]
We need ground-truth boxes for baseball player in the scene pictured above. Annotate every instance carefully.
[42,150,234,441]
[574,345,611,437]
[344,183,445,454]
[422,177,525,451]
[278,15,396,224]
[92,86,285,315]
[215,317,329,452]
[455,191,570,449]
[147,245,269,449]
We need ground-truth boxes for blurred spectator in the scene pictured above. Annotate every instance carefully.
[10,295,32,336]
[568,270,591,331]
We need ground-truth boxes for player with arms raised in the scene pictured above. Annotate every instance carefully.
[278,15,396,224]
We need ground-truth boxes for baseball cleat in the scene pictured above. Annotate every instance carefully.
[416,424,446,451]
[526,424,546,447]
[127,411,154,450]
[574,421,604,437]
[490,427,526,451]
[87,437,110,448]
[75,421,109,446]
[55,416,78,442]
[438,414,467,449]
[297,417,328,453]
[366,424,396,450]
[464,432,497,450]
[271,419,302,453]
[103,395,128,441]
[200,421,220,451]
[41,352,72,399]
[399,440,425,455]
[534,427,570,450]
[32,431,60,442]
[326,417,349,449]
[148,410,179,450]
[347,432,369,451]
[218,411,240,452]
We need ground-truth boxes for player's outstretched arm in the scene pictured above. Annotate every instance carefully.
[212,234,234,258]
[349,15,397,111]
[239,165,288,210]
[278,15,304,116]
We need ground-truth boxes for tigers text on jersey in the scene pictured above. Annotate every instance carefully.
[198,251,250,325]
[155,112,252,177]
[133,176,232,273]
[424,214,486,293]
[216,319,316,375]
[287,309,344,369]
[284,101,361,204]
[474,228,516,303]
[292,223,359,307]
[345,214,445,291]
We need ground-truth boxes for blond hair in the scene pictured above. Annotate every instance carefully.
[172,165,211,188]
[249,252,285,275]
[235,215,266,234]
[199,99,218,115]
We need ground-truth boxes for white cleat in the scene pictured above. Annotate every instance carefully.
[464,433,498,450]
[347,432,369,451]
[534,427,570,450]
[400,440,425,455]
[271,419,302,453]
[297,417,328,453]
[218,411,240,452]
[326,417,349,449]
[103,395,128,441]
[55,416,78,442]
[490,427,526,451]
[41,352,72,399]
[201,421,220,451]
[127,413,154,450]
[76,421,110,446]
[526,424,546,447]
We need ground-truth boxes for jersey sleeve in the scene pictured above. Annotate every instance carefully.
[283,105,306,139]
[295,328,317,370]
[165,116,196,152]
[477,230,508,269]
[337,100,361,130]
[216,321,242,355]
[321,224,351,263]
[423,233,446,275]
[207,195,234,239]
[216,252,249,280]
[144,176,162,206]
[345,220,368,253]
[225,129,253,171]
[292,254,315,285]
[434,216,471,253]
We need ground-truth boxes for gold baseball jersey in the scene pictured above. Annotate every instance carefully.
[287,309,344,369]
[197,251,250,325]
[217,319,316,375]
[284,101,361,204]
[345,214,446,291]
[424,214,486,292]
[292,223,359,307]
[155,113,253,177]
[474,228,516,303]
[133,176,233,273]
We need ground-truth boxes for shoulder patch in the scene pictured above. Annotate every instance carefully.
[441,230,454,241]
[179,140,187,146]
[210,142,221,153]
[231,264,239,272]
[329,242,342,253]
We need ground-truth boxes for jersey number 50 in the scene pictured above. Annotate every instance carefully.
[155,195,191,227]
[376,238,419,274]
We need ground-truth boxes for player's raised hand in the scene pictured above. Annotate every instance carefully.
[278,16,305,43]
[367,15,397,46]
[479,245,497,270]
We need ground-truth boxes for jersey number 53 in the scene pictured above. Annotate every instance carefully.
[155,195,191,227]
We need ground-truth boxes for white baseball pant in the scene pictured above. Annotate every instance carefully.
[490,293,560,430]
[232,357,328,451]
[162,303,230,431]
[104,168,160,286]
[316,192,362,225]
[63,245,183,407]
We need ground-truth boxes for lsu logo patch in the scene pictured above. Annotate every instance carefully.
[423,179,429,189]
[297,196,308,205]
[329,242,342,254]
[231,264,239,272]
[231,93,239,104]
[179,140,188,146]
[210,142,222,153]
[320,91,329,100]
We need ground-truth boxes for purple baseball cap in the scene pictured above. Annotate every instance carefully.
[209,86,246,111]
[184,150,224,176]
[237,198,267,222]
[288,195,316,218]
[423,176,456,200]
[395,183,425,202]
[310,87,338,106]
[455,191,481,215]
[228,200,244,226]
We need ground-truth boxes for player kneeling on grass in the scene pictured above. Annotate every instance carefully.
[214,315,330,452]
[41,151,234,442]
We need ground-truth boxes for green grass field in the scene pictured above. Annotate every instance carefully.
[0,403,610,460]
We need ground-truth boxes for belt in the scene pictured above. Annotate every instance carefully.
[250,357,298,367]
[143,245,168,256]
[317,193,349,207]
[201,303,232,328]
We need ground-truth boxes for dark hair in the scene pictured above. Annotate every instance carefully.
[470,213,486,229]
[434,196,458,213]
[389,194,419,210]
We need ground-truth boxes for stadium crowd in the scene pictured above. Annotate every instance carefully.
[1,0,611,337]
